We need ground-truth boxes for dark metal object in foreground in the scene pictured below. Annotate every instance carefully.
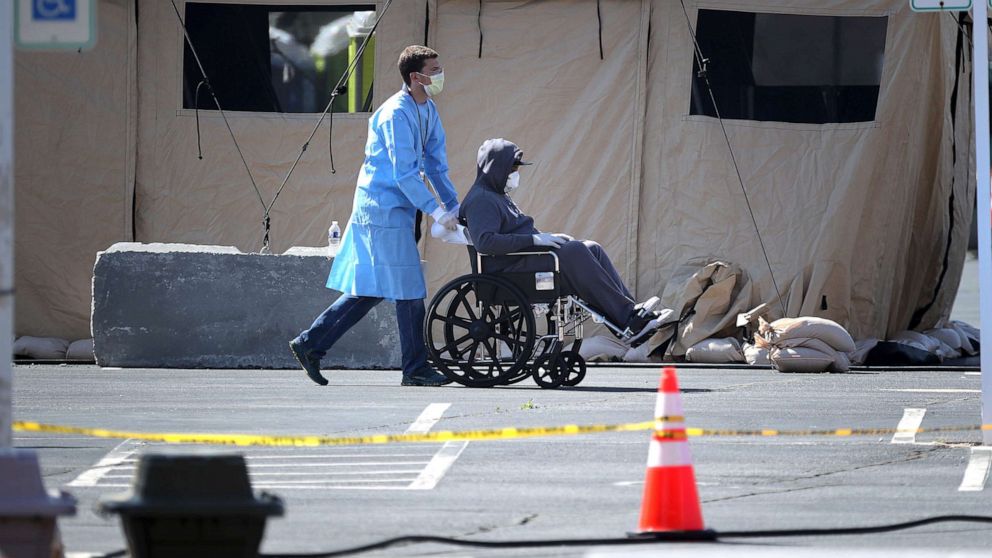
[100,453,283,558]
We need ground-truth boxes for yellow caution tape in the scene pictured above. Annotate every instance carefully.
[10,420,991,448]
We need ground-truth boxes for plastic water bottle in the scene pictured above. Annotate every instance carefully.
[328,221,341,257]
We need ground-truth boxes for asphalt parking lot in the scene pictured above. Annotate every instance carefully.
[11,363,991,557]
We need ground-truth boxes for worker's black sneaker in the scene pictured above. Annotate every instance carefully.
[289,340,328,386]
[401,368,452,386]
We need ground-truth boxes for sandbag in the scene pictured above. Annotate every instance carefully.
[849,339,879,365]
[759,317,855,353]
[925,328,963,352]
[950,320,980,354]
[771,337,850,372]
[743,343,771,366]
[890,331,941,354]
[685,337,745,364]
[66,339,95,361]
[769,346,835,373]
[12,336,69,359]
[952,320,980,343]
[576,335,628,362]
[622,341,659,363]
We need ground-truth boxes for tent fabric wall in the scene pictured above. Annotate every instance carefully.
[13,0,975,344]
[419,0,650,293]
[638,0,973,339]
[133,0,430,259]
[14,0,136,340]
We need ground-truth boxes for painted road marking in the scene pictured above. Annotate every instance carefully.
[409,440,469,490]
[68,403,467,491]
[407,403,452,433]
[880,389,981,394]
[964,372,981,376]
[408,403,466,490]
[891,408,926,444]
[958,447,992,492]
[67,439,137,488]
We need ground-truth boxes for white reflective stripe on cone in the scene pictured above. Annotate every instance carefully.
[654,419,685,431]
[647,439,693,467]
[654,393,684,420]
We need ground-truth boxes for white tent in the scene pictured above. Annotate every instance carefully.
[12,0,975,345]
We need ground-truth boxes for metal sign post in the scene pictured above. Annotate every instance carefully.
[914,0,992,445]
[974,0,992,444]
[0,0,14,448]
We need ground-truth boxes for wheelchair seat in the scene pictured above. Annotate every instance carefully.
[465,245,569,304]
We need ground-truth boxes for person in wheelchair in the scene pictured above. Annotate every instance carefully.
[458,138,667,346]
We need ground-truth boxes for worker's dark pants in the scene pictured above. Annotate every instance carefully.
[293,295,429,378]
[503,240,635,327]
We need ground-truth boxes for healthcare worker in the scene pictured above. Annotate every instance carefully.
[290,46,459,386]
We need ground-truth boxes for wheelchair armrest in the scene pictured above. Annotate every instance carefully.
[476,250,559,274]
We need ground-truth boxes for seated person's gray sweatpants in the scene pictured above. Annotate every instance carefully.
[500,240,635,327]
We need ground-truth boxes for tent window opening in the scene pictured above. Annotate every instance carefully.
[689,10,888,124]
[182,3,376,114]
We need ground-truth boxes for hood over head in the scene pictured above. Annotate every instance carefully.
[474,138,526,194]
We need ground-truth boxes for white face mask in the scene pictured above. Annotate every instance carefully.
[419,71,444,97]
[505,171,520,194]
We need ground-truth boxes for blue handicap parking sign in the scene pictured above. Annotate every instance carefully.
[32,0,77,21]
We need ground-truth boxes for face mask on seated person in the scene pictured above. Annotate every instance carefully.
[505,171,520,195]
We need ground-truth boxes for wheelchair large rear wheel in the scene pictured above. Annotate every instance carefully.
[426,274,536,387]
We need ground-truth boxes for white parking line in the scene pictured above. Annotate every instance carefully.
[118,453,437,461]
[958,447,992,492]
[64,403,465,491]
[67,439,137,488]
[406,402,467,490]
[248,470,425,477]
[253,478,418,485]
[406,403,451,433]
[880,389,981,393]
[891,408,926,444]
[409,440,469,490]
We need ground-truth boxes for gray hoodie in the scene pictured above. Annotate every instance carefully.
[459,139,540,271]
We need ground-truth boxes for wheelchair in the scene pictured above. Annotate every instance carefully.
[425,247,681,389]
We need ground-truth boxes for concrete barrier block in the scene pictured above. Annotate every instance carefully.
[92,243,402,369]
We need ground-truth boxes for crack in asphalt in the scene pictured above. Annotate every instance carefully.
[784,449,934,481]
[703,449,939,503]
[460,513,539,537]
[702,482,836,503]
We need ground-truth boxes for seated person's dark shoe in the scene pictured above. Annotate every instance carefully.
[623,308,675,348]
[633,296,660,315]
[401,368,453,386]
[609,297,663,341]
[289,340,328,386]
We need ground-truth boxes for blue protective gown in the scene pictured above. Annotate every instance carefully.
[326,88,459,300]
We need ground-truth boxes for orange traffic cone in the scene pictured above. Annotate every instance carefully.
[636,366,706,534]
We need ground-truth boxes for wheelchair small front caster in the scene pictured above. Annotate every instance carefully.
[531,354,566,389]
[559,351,586,387]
